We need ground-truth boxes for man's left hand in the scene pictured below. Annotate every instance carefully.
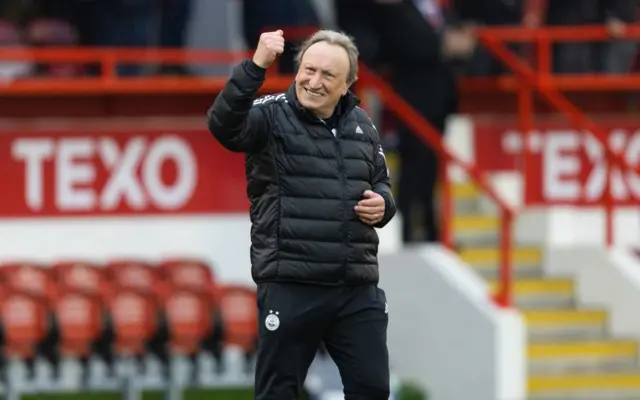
[355,190,385,225]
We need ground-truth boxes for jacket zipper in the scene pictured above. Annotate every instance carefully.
[319,119,349,282]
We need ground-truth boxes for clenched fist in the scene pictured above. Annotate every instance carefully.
[252,30,285,69]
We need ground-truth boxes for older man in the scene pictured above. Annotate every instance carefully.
[207,29,396,399]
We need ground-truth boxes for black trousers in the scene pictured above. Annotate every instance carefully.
[254,282,390,400]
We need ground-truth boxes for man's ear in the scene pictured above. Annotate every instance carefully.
[345,76,358,95]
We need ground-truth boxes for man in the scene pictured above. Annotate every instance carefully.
[207,29,396,399]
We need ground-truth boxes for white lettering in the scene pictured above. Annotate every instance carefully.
[142,135,196,210]
[11,135,199,213]
[505,128,640,203]
[98,137,146,210]
[12,138,54,211]
[543,131,581,201]
[625,131,640,198]
[56,138,95,211]
[583,131,628,201]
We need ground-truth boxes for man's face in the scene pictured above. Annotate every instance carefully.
[295,41,351,119]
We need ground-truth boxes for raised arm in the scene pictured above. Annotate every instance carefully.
[207,30,285,152]
[207,60,270,152]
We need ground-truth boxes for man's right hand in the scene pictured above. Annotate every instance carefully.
[252,30,285,69]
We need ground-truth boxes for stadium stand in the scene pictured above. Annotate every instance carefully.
[0,260,257,390]
[1,0,640,399]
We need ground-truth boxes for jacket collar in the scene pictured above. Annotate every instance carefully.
[285,81,360,122]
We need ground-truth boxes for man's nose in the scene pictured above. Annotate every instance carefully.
[309,74,322,88]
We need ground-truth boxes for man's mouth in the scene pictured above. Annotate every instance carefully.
[305,88,322,97]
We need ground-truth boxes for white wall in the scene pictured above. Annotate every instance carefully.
[379,246,527,400]
[514,207,640,246]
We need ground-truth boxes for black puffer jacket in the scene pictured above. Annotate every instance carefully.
[207,59,396,285]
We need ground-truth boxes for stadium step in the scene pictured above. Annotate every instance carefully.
[451,182,483,214]
[528,339,639,373]
[523,309,608,341]
[453,214,498,234]
[487,278,575,309]
[528,371,640,399]
[451,181,640,398]
[460,246,543,279]
[452,181,480,199]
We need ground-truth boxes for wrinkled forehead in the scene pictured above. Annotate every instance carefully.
[300,41,350,78]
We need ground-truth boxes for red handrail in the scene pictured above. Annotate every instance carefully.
[477,25,640,247]
[481,25,640,42]
[0,47,260,95]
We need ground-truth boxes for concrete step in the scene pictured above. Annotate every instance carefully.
[453,201,483,215]
[524,309,608,341]
[456,234,502,247]
[452,185,483,214]
[487,278,575,309]
[460,247,543,279]
[452,214,524,247]
[529,371,640,399]
[528,339,639,374]
[453,214,498,239]
[452,181,480,199]
[450,182,501,243]
[450,182,495,214]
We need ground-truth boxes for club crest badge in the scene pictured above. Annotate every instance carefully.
[265,310,280,331]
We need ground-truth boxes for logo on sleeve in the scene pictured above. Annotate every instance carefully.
[253,93,286,106]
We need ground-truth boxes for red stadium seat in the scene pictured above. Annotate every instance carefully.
[25,18,78,46]
[0,291,48,358]
[158,258,216,295]
[53,291,103,357]
[24,18,82,77]
[106,260,159,299]
[0,262,55,301]
[163,290,212,355]
[52,261,109,299]
[107,290,157,356]
[217,285,258,353]
[0,20,33,80]
[0,20,20,45]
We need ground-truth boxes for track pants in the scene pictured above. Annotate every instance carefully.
[254,282,390,400]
